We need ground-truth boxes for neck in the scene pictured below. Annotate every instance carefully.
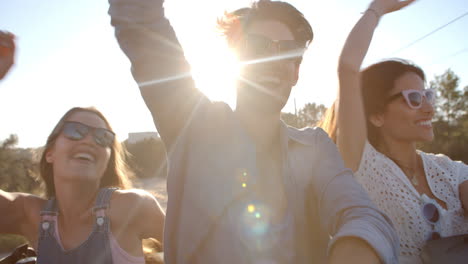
[377,136,418,169]
[235,105,281,149]
[53,178,100,221]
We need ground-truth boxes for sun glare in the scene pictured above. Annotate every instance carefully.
[188,36,240,107]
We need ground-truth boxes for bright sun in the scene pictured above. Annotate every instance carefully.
[187,34,240,108]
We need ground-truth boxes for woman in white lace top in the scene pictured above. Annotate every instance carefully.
[319,0,468,263]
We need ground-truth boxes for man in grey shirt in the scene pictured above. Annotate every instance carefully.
[108,0,399,263]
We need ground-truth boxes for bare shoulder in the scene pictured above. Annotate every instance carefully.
[108,189,165,240]
[111,189,156,207]
[108,189,162,222]
[12,193,46,221]
[10,193,47,240]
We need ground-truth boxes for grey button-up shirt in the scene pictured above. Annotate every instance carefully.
[108,0,399,263]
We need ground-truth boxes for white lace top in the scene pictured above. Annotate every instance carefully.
[356,141,468,264]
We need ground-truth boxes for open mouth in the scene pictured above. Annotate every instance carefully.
[73,152,95,162]
[416,120,432,127]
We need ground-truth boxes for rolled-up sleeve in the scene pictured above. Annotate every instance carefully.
[311,129,399,264]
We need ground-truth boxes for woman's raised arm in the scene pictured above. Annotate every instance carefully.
[337,0,416,171]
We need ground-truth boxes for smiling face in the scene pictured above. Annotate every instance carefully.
[236,20,300,115]
[45,110,112,185]
[370,72,435,144]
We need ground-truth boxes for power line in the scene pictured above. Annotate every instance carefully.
[431,47,468,65]
[391,10,468,56]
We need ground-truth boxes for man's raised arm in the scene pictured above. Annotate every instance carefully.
[108,0,207,149]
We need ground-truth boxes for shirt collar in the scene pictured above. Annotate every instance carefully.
[280,120,315,146]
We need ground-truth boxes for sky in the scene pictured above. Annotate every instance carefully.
[1,0,467,148]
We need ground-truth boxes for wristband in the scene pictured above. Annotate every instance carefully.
[365,8,381,20]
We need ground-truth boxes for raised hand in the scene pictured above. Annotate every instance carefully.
[369,0,417,17]
[0,31,15,80]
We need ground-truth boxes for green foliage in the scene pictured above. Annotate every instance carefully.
[0,134,42,254]
[0,135,42,195]
[418,69,467,163]
[125,138,167,178]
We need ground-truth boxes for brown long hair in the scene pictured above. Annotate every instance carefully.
[319,59,425,146]
[361,59,425,147]
[39,107,133,198]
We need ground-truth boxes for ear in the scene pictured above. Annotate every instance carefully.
[45,148,55,163]
[292,63,300,86]
[369,113,385,128]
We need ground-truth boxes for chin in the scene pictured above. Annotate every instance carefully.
[417,132,434,142]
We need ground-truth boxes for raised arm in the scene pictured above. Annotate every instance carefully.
[108,0,208,150]
[337,0,415,171]
[311,129,399,264]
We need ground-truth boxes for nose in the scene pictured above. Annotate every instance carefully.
[81,130,97,145]
[420,96,435,115]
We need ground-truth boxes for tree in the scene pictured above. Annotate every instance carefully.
[430,69,465,128]
[418,69,468,163]
[281,103,327,128]
[0,135,42,194]
[0,135,41,253]
[125,138,167,178]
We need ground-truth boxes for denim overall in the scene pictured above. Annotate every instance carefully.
[36,188,117,264]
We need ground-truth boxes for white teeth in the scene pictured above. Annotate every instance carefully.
[417,120,432,126]
[74,153,94,162]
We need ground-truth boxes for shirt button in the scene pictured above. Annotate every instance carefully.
[97,217,104,226]
[42,222,50,230]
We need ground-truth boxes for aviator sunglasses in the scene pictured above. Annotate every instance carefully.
[422,202,441,240]
[61,121,115,148]
[241,34,305,60]
[387,89,435,109]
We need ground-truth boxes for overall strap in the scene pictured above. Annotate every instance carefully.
[91,188,118,233]
[93,187,118,211]
[40,198,58,217]
[92,187,118,231]
[39,198,58,238]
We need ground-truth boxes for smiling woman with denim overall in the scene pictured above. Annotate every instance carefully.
[0,107,165,264]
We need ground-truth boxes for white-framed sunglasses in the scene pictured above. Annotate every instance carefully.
[387,89,435,109]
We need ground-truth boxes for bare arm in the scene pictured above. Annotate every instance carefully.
[459,161,468,215]
[108,0,208,150]
[460,181,468,216]
[0,190,42,236]
[337,0,416,171]
[136,191,165,243]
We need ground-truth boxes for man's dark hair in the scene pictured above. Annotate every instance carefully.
[218,0,313,49]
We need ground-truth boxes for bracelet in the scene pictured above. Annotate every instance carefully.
[365,8,381,20]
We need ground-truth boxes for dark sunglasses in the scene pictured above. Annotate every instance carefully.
[241,34,305,59]
[422,202,441,240]
[387,89,435,109]
[61,121,115,148]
